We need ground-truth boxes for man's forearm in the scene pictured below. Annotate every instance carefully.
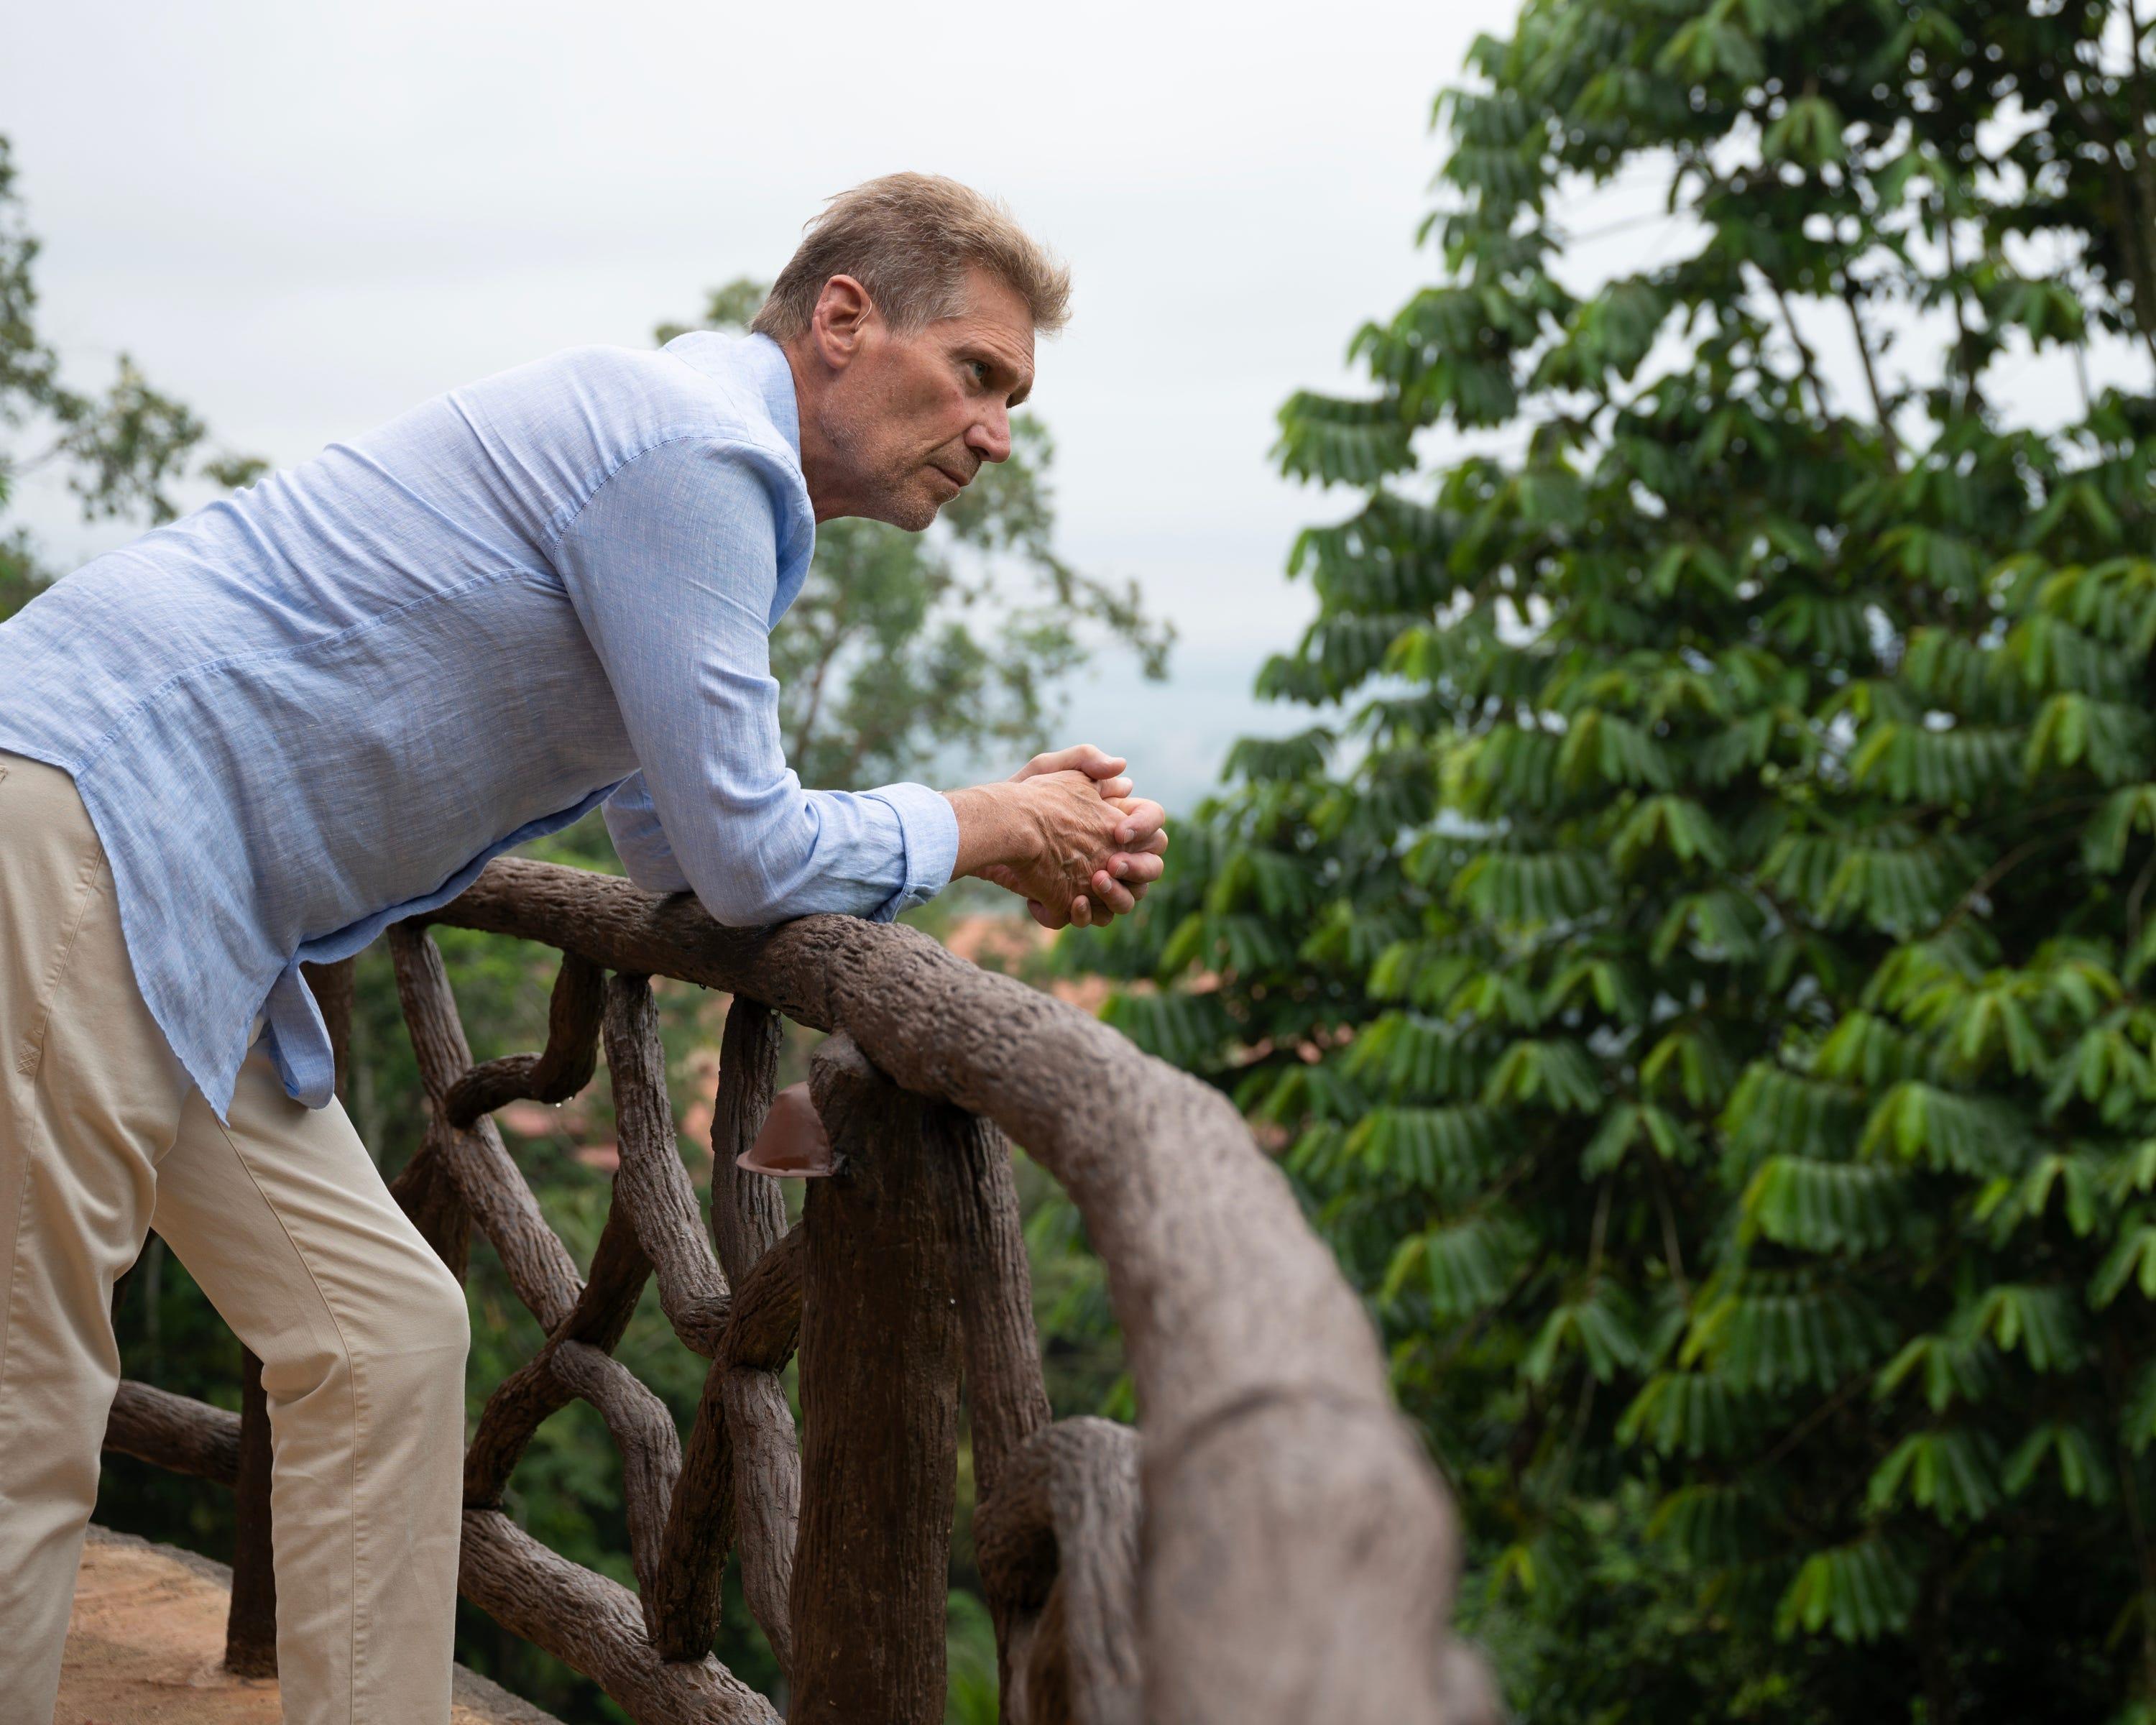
[942,783,1038,878]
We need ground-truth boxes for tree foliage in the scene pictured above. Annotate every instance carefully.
[1067,4,2156,1719]
[660,280,1170,791]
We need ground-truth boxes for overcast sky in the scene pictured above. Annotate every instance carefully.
[1,0,1496,811]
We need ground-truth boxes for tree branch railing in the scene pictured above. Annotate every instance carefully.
[101,855,1492,1724]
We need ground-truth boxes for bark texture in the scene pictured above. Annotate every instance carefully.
[100,857,1481,1725]
[221,1349,277,1678]
[976,1420,1143,1725]
[460,1507,780,1725]
[433,857,1476,1724]
[788,1034,962,1725]
[103,1379,241,1483]
[445,950,607,1128]
[706,996,799,1668]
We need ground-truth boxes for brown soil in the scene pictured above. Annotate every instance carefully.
[58,1527,558,1724]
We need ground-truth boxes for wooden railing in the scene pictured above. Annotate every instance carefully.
[101,857,1493,1724]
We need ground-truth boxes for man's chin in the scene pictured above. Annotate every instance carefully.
[885,497,941,533]
[875,481,944,533]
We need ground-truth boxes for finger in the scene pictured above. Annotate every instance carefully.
[1015,745,1126,782]
[1070,892,1092,929]
[1095,775,1134,800]
[1123,827,1169,857]
[1110,798,1168,846]
[1107,852,1166,886]
[1026,898,1061,929]
[1089,870,1137,916]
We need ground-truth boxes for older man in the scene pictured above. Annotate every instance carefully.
[0,173,1166,1724]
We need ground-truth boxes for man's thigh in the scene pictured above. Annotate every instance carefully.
[0,750,190,1401]
[149,1041,469,1402]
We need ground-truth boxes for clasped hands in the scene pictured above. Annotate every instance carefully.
[942,744,1169,929]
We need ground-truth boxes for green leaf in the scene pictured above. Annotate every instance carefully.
[1776,1539,1918,1642]
[1741,1156,1904,1254]
[1866,1429,2001,1524]
[2001,1422,2114,1503]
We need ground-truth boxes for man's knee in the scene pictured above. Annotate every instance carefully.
[338,1240,469,1385]
[401,1251,471,1361]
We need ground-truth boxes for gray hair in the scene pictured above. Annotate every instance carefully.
[750,172,1072,342]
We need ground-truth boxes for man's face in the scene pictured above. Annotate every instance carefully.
[805,266,1036,531]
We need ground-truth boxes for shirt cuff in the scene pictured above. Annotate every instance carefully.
[861,781,959,921]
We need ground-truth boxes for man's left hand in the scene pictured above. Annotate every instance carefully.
[990,744,1170,928]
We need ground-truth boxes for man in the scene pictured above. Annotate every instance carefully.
[0,172,1168,1724]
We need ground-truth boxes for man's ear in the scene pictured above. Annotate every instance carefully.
[808,275,877,372]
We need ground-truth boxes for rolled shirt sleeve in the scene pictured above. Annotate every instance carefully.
[559,436,959,925]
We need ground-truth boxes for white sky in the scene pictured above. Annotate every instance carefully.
[1,0,1497,813]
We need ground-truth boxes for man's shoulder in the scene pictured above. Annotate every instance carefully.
[451,336,795,467]
[421,336,803,554]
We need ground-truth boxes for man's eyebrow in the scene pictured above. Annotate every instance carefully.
[962,344,1033,407]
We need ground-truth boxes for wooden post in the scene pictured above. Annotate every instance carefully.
[300,956,356,1103]
[788,1033,961,1725]
[223,1347,277,1675]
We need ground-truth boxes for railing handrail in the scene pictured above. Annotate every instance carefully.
[106,856,1486,1724]
[435,856,1479,1722]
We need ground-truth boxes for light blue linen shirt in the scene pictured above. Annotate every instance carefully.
[0,330,959,1121]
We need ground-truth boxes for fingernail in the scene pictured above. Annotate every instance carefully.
[1118,826,1134,841]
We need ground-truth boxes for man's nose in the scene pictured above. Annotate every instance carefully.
[966,407,1012,465]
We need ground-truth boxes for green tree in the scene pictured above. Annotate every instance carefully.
[660,280,1170,791]
[0,134,260,622]
[1067,4,2156,1720]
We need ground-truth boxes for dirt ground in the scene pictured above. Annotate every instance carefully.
[57,1527,557,1724]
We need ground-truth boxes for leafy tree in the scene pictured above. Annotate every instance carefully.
[660,280,1170,791]
[1066,4,2156,1720]
[0,134,259,622]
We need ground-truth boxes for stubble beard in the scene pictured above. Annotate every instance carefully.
[814,395,943,532]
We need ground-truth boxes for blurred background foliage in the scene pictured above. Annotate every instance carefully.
[17,0,2156,1720]
[1059,1,2156,1721]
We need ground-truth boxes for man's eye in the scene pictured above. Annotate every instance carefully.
[968,359,990,384]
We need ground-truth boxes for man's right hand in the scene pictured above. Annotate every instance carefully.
[943,752,1170,929]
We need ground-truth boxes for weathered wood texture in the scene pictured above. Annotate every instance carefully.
[602,974,729,1356]
[390,925,582,1330]
[103,855,1481,1725]
[650,992,804,1668]
[433,857,1475,1724]
[921,1093,1056,1720]
[298,956,356,1103]
[705,997,798,1669]
[709,995,788,1283]
[975,1419,1143,1725]
[446,951,606,1128]
[788,1034,962,1725]
[223,1348,277,1678]
[459,1507,780,1725]
[103,1379,241,1484]
[384,923,796,1715]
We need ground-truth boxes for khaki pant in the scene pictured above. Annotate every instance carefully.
[0,751,470,1724]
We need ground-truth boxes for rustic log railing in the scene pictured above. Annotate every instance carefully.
[101,855,1493,1724]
